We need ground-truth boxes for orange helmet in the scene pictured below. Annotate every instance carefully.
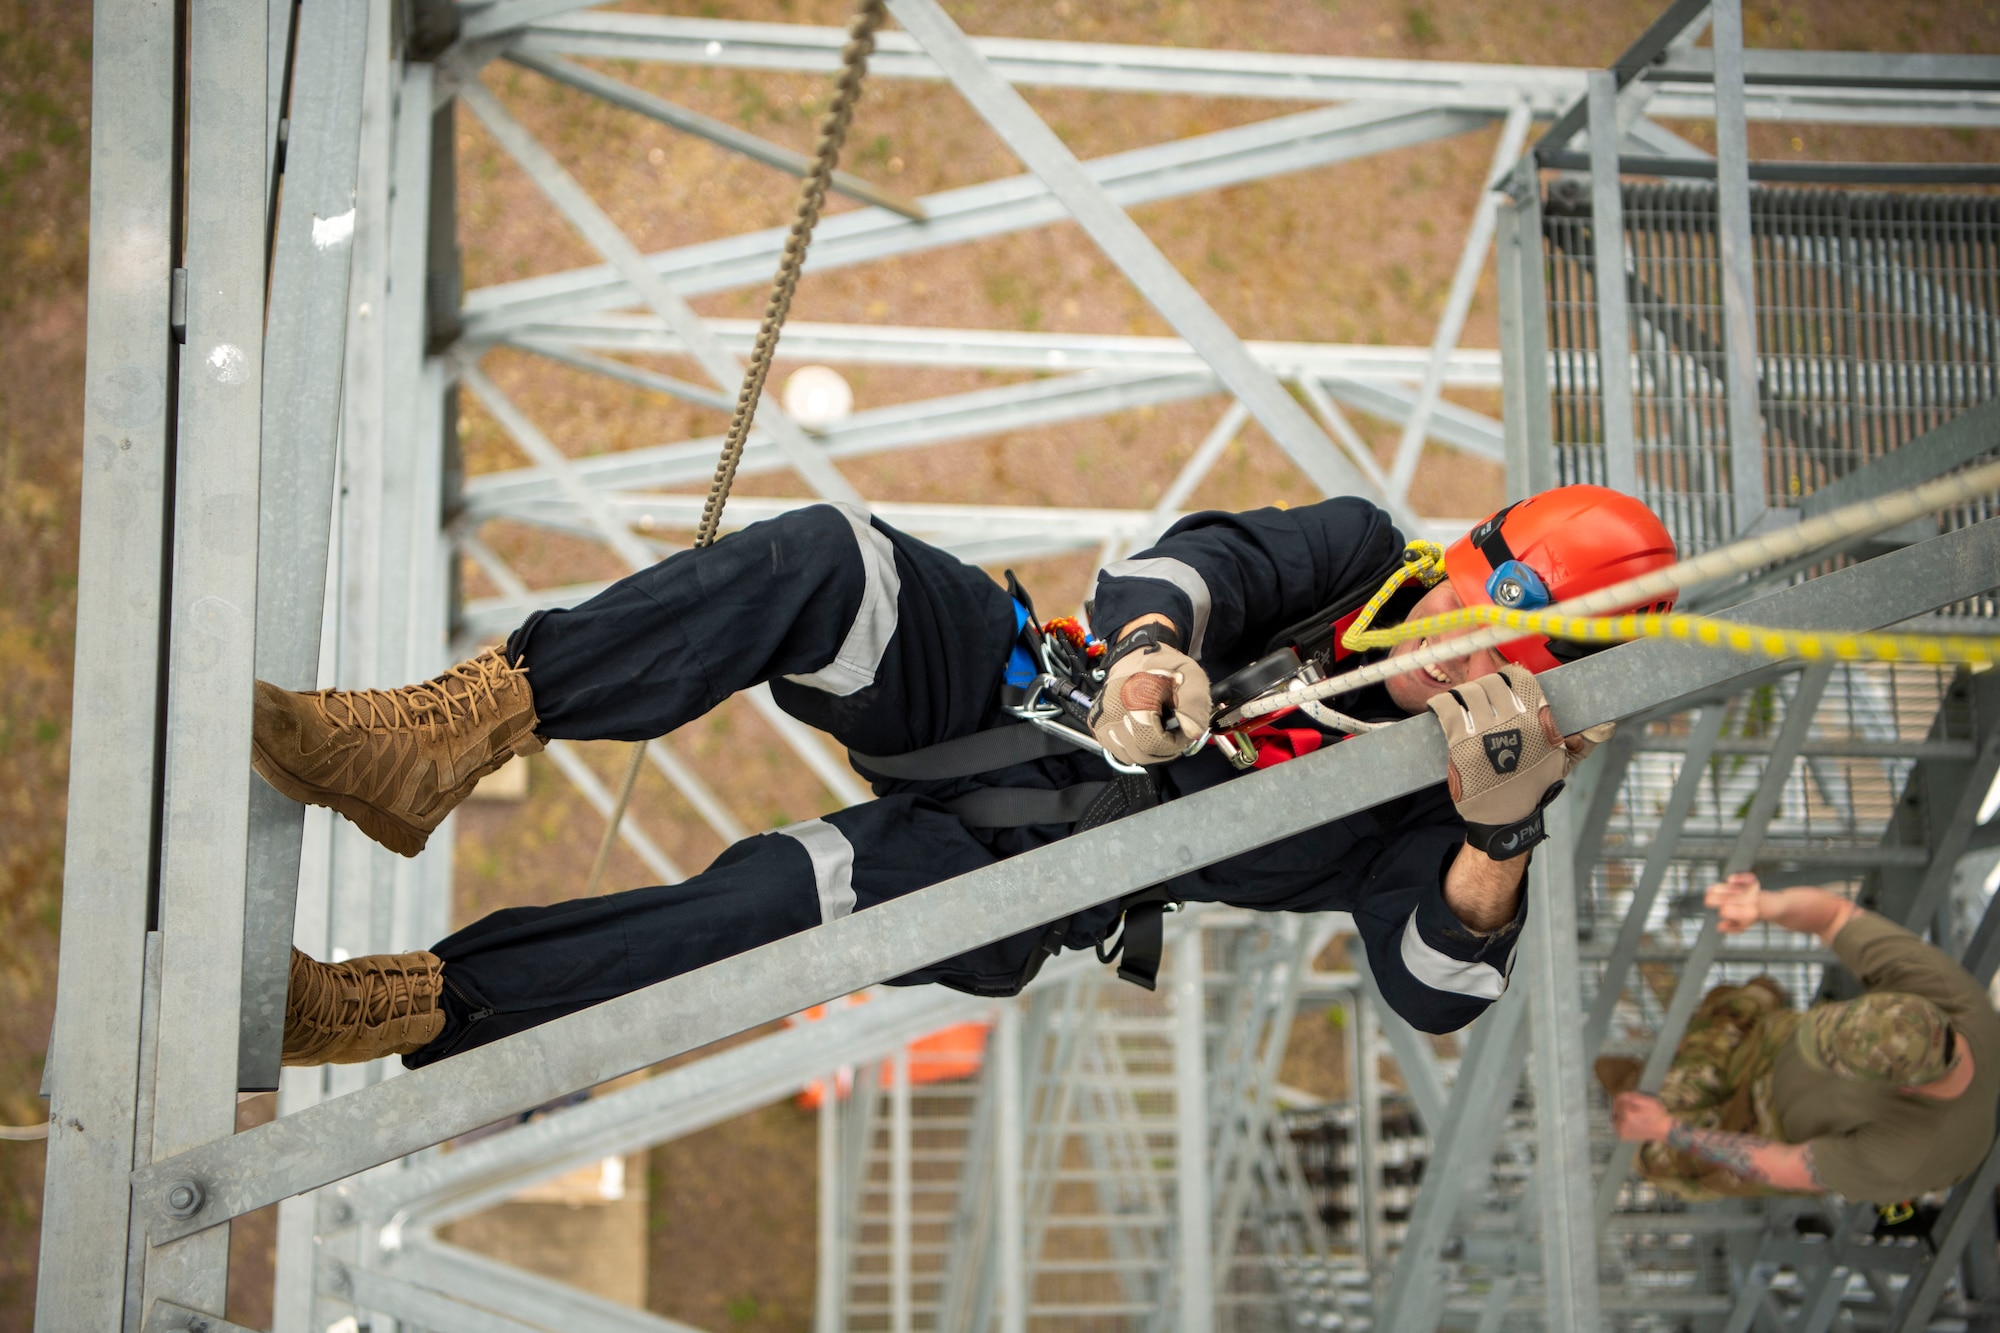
[1444,485,1678,673]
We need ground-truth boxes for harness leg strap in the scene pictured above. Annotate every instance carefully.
[1115,900,1170,991]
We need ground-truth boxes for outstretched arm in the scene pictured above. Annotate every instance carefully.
[1706,874,1861,948]
[1613,1092,1827,1193]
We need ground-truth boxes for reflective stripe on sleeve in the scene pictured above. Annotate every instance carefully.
[1100,555,1213,658]
[1398,910,1509,1000]
[776,818,857,925]
[782,502,902,697]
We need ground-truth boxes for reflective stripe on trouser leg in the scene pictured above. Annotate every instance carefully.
[1100,555,1212,657]
[1398,910,1510,1000]
[777,818,858,924]
[782,502,901,697]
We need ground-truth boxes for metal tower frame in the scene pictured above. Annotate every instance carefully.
[40,0,2000,1329]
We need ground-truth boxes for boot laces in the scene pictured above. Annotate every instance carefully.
[294,952,435,1032]
[312,649,518,734]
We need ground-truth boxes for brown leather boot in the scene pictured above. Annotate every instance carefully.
[251,647,544,857]
[282,948,447,1066]
[1594,1055,1644,1098]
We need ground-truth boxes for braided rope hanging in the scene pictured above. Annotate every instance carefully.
[586,0,889,896]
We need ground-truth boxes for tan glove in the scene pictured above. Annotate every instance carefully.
[1566,719,1618,761]
[1088,626,1212,767]
[1426,664,1602,860]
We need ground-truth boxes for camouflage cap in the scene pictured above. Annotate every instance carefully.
[1795,992,1954,1086]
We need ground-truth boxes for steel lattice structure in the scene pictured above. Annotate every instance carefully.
[39,1,2000,1330]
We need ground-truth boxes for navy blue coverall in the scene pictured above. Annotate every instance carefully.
[408,499,1526,1067]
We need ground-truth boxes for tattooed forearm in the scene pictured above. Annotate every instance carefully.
[1665,1122,1774,1182]
[1802,1142,1826,1192]
[1656,1120,1827,1193]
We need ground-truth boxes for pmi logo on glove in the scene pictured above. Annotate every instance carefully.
[1482,729,1523,775]
[1490,811,1543,856]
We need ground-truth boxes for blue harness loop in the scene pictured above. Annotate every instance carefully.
[1003,597,1038,688]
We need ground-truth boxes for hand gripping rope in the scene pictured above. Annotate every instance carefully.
[585,0,889,897]
[1218,456,2000,732]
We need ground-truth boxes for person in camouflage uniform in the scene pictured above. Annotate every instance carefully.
[1602,976,1797,1199]
[1603,874,1995,1203]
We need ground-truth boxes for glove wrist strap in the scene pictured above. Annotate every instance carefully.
[1463,781,1564,860]
[1101,622,1184,674]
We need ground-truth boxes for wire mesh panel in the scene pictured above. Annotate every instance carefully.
[1543,181,2000,561]
[1583,667,1960,1032]
[1521,175,2000,1331]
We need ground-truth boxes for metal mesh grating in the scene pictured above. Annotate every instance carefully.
[1580,663,1963,1050]
[1542,181,2000,569]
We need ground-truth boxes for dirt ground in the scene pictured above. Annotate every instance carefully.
[4,1,1999,1328]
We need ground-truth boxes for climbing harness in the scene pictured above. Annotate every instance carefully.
[850,577,1152,813]
[1218,457,2000,733]
[845,576,1176,993]
[1002,597,1150,778]
[586,0,889,897]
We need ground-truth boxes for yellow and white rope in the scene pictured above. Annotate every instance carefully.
[1339,538,1448,643]
[1348,605,1999,668]
[1230,455,2000,723]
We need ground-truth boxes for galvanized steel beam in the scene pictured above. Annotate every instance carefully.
[1344,945,1448,1136]
[459,101,1493,340]
[1171,927,1215,1332]
[1387,100,1532,501]
[1497,163,1557,500]
[1523,799,1601,1332]
[1381,990,1531,1333]
[35,0,179,1319]
[1713,0,1770,535]
[512,14,1576,109]
[455,80,861,505]
[501,15,2000,124]
[1587,69,1639,496]
[143,1299,266,1333]
[140,0,270,1316]
[507,318,1506,384]
[1802,397,2000,520]
[237,0,373,1094]
[463,367,1218,512]
[885,0,1407,521]
[1581,706,1729,1057]
[357,1246,706,1333]
[506,47,926,219]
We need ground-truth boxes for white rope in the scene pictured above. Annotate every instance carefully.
[1229,455,2000,724]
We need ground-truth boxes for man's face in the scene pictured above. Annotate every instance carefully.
[1382,579,1511,714]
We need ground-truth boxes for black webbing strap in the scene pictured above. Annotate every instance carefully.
[940,782,1111,828]
[1094,885,1178,991]
[1115,900,1169,989]
[1468,500,1520,573]
[849,723,1085,782]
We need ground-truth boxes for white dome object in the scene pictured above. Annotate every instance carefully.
[781,365,854,429]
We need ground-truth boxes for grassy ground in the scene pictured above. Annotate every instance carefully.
[0,0,94,1317]
[4,1,1999,1327]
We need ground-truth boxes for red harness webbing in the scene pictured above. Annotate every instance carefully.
[1243,606,1367,769]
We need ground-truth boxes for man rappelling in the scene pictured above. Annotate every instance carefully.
[255,484,1676,1067]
